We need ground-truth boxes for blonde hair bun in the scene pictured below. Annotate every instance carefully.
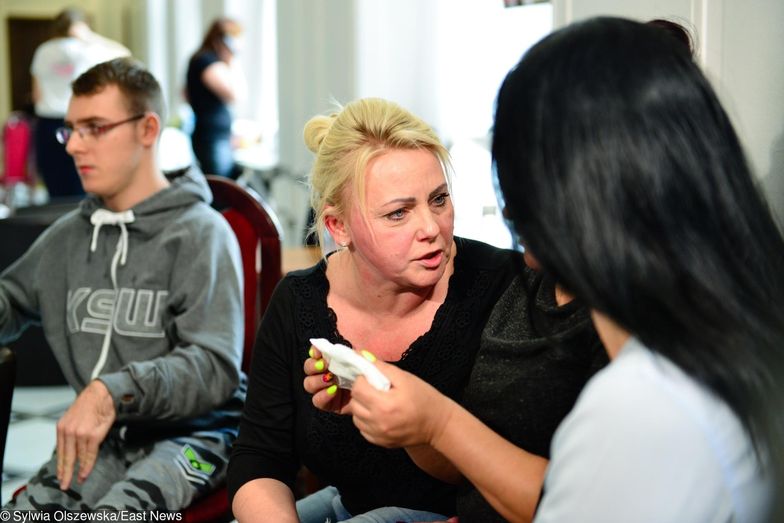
[303,114,336,153]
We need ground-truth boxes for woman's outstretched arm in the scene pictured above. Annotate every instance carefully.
[349,362,548,523]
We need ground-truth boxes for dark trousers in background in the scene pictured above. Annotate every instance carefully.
[191,128,241,179]
[34,116,84,198]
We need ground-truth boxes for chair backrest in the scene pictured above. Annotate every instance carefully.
[0,347,16,475]
[206,175,283,372]
[180,177,283,522]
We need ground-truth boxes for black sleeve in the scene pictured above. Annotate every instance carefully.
[227,276,300,502]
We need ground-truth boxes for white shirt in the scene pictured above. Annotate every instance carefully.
[535,338,772,523]
[31,35,130,118]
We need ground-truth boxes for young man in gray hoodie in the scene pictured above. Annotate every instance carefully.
[2,57,244,512]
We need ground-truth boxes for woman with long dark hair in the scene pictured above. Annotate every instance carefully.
[492,16,784,521]
[345,17,783,522]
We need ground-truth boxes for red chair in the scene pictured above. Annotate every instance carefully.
[205,175,283,371]
[182,175,283,522]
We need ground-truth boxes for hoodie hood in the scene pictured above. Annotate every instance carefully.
[78,166,212,235]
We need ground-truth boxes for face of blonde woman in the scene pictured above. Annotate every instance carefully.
[346,148,454,290]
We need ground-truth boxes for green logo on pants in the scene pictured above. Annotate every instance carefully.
[182,445,216,475]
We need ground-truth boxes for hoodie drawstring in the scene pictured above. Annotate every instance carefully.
[89,208,135,380]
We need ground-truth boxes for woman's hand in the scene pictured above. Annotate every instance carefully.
[348,361,457,448]
[303,346,352,414]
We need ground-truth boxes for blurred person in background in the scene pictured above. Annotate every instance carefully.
[31,7,130,198]
[186,17,247,179]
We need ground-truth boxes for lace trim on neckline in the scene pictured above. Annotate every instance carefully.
[314,253,468,362]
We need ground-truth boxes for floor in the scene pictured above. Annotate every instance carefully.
[2,385,74,506]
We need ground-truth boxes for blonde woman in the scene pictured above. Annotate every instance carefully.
[227,98,519,522]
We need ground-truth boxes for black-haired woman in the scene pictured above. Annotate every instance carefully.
[344,17,784,523]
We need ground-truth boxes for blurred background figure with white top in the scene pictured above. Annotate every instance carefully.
[30,7,130,199]
[186,17,247,179]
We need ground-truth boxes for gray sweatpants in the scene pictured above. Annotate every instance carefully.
[4,429,232,511]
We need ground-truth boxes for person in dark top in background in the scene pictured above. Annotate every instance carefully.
[186,17,246,179]
[228,97,520,523]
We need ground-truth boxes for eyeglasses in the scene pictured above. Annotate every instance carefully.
[56,114,146,145]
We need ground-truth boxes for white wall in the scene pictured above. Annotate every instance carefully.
[273,0,357,245]
[275,0,553,248]
[553,0,784,218]
[719,1,784,216]
[354,0,441,135]
[354,0,551,145]
[276,0,356,178]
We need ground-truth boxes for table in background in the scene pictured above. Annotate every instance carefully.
[282,246,321,274]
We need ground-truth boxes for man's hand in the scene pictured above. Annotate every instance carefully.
[56,379,116,490]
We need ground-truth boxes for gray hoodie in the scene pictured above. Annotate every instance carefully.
[0,168,243,432]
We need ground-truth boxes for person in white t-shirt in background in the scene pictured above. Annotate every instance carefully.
[30,7,130,199]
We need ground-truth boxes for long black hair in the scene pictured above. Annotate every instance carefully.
[493,15,784,495]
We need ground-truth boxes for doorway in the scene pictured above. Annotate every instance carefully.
[7,17,53,113]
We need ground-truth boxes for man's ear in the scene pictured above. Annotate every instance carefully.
[324,206,350,246]
[140,112,161,146]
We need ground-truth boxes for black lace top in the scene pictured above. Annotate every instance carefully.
[227,237,519,516]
